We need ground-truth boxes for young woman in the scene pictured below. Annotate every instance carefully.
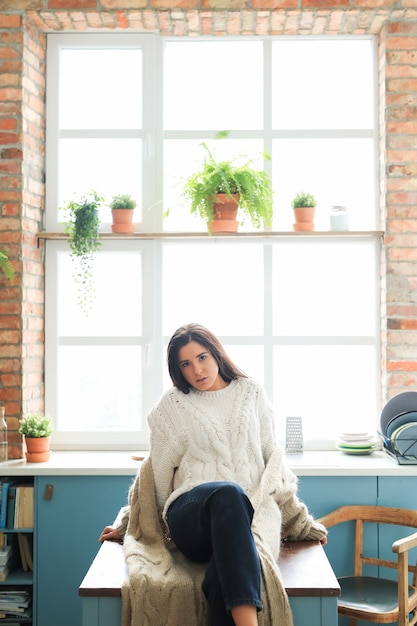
[100,323,327,626]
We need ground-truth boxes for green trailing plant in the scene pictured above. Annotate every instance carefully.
[18,413,54,438]
[291,192,317,209]
[183,133,273,229]
[109,194,137,210]
[0,250,15,283]
[63,190,103,316]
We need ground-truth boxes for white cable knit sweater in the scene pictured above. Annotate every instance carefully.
[148,377,276,519]
[119,378,327,625]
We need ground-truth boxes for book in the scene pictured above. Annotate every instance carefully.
[0,482,10,529]
[0,545,11,566]
[0,565,9,581]
[17,534,28,572]
[6,485,16,529]
[14,485,34,529]
[18,534,32,571]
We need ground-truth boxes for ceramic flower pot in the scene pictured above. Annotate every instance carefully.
[208,194,239,234]
[24,436,51,463]
[111,209,135,233]
[293,206,316,232]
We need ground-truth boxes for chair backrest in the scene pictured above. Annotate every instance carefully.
[319,505,417,587]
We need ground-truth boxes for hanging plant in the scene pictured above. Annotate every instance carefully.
[63,190,103,316]
[0,250,15,283]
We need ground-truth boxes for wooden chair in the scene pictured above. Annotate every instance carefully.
[318,505,417,626]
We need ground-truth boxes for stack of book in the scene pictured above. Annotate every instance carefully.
[0,545,11,582]
[0,589,32,622]
[0,481,34,530]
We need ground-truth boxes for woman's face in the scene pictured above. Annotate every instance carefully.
[178,341,227,392]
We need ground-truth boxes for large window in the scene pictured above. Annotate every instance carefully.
[45,34,380,450]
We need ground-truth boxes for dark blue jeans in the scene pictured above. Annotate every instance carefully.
[166,482,262,626]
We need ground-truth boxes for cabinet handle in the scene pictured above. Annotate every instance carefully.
[44,484,54,500]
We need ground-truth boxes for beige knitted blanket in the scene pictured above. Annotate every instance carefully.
[121,448,313,626]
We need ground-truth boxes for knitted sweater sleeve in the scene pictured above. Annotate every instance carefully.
[274,453,328,542]
[147,395,182,513]
[257,384,277,463]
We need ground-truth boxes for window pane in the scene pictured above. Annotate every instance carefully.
[58,251,142,336]
[273,345,378,442]
[272,39,374,130]
[58,138,142,220]
[60,49,142,129]
[272,138,375,231]
[162,242,264,335]
[57,345,142,431]
[273,240,377,336]
[164,138,264,232]
[225,345,265,383]
[164,41,263,130]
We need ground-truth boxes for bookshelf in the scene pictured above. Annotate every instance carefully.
[0,479,34,625]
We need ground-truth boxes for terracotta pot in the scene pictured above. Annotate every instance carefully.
[293,222,315,232]
[24,436,51,463]
[208,194,239,234]
[111,209,135,233]
[293,206,315,232]
[293,206,315,223]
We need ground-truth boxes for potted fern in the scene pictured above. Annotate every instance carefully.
[62,190,103,315]
[291,192,317,232]
[109,194,137,233]
[183,134,273,234]
[19,414,54,463]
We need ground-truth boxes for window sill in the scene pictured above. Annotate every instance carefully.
[0,449,414,477]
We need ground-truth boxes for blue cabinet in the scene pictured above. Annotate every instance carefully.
[298,476,377,578]
[35,475,134,626]
[0,466,409,626]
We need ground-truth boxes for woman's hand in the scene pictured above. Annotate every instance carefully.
[99,525,122,544]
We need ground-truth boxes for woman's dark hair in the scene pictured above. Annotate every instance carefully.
[167,323,248,393]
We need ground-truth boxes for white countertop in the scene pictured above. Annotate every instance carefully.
[0,449,415,476]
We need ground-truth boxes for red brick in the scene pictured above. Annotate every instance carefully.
[0,15,22,29]
[48,0,96,7]
[303,0,349,6]
[387,79,417,93]
[388,248,417,261]
[0,118,17,131]
[388,358,417,369]
[389,21,417,35]
[0,161,19,174]
[0,375,21,387]
[387,150,417,164]
[355,0,398,5]
[386,36,417,51]
[1,148,22,160]
[389,163,417,177]
[0,89,22,103]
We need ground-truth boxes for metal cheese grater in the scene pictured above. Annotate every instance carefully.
[285,416,303,453]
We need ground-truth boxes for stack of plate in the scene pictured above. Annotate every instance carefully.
[336,432,379,455]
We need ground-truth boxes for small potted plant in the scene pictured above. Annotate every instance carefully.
[109,194,137,233]
[18,414,54,463]
[0,250,15,283]
[291,192,317,232]
[183,133,273,234]
[62,190,103,315]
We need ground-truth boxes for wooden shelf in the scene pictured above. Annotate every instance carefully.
[38,230,384,241]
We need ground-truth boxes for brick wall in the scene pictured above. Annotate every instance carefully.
[0,0,416,453]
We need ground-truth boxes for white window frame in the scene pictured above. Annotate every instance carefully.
[45,33,381,450]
